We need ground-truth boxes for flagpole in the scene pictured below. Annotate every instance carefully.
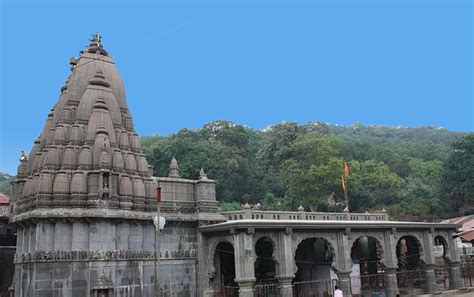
[342,162,350,212]
[344,182,349,211]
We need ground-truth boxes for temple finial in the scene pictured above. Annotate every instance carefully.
[90,32,101,43]
[86,32,108,56]
[20,150,27,162]
[199,168,208,180]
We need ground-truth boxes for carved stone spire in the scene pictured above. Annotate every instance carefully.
[17,150,28,178]
[169,156,179,178]
[11,34,156,214]
[9,34,159,297]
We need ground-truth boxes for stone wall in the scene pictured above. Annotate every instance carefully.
[13,218,157,297]
[14,260,157,297]
[0,247,15,296]
[158,221,199,297]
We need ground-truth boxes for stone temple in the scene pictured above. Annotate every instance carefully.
[8,35,467,297]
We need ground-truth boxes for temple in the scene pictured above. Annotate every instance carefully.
[8,35,466,297]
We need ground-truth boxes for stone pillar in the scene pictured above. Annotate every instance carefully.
[384,267,399,297]
[447,230,464,289]
[199,230,215,297]
[383,230,399,297]
[337,271,352,297]
[276,276,293,297]
[234,229,256,297]
[448,261,464,289]
[424,264,438,294]
[276,228,295,296]
[422,230,439,294]
[335,230,353,297]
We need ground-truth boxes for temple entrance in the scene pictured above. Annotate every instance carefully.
[213,241,238,297]
[396,236,424,293]
[350,236,385,296]
[254,237,278,296]
[434,235,450,290]
[255,237,277,281]
[294,238,336,297]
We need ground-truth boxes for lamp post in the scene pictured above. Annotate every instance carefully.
[153,213,166,297]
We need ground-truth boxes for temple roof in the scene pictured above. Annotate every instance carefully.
[13,34,157,216]
[0,193,10,205]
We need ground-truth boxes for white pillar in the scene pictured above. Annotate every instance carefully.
[276,228,295,296]
[234,229,256,297]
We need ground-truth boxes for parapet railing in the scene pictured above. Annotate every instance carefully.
[461,246,474,255]
[222,209,389,222]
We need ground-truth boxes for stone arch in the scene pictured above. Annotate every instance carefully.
[395,233,425,263]
[349,232,387,264]
[396,235,425,290]
[254,234,279,264]
[434,234,451,289]
[211,240,236,287]
[208,236,234,264]
[292,234,338,265]
[351,236,385,274]
[294,237,336,283]
[207,237,234,282]
[396,235,424,271]
[434,235,450,260]
[254,236,277,282]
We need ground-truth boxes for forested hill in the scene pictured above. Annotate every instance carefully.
[141,121,473,220]
[0,121,471,220]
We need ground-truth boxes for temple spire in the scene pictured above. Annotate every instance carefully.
[169,156,180,178]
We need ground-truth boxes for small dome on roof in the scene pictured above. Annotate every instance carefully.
[169,156,179,178]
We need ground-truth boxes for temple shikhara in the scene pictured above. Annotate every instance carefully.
[7,35,467,297]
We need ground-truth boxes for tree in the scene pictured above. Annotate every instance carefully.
[442,134,474,213]
[0,172,14,195]
[347,160,402,212]
[141,122,265,203]
[140,120,464,219]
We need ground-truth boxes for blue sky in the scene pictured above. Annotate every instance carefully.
[1,0,473,174]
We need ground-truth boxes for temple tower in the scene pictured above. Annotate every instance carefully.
[10,34,159,297]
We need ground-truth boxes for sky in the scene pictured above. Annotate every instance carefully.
[0,0,473,175]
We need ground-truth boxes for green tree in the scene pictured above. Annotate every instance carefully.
[140,120,464,219]
[0,172,14,195]
[442,134,474,213]
[347,160,402,212]
[278,133,342,210]
[141,122,265,203]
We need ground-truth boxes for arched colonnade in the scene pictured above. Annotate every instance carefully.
[200,224,463,297]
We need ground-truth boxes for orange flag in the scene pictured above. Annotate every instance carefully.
[341,176,346,191]
[344,162,350,175]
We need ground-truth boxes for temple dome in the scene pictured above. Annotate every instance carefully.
[70,172,87,194]
[12,34,156,215]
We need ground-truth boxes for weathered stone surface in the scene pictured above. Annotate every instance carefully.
[10,34,158,297]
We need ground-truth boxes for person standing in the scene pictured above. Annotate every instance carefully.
[334,285,343,297]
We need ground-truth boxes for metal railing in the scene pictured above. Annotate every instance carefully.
[292,279,337,297]
[396,269,426,293]
[350,273,385,296]
[254,281,280,297]
[213,283,239,297]
[460,254,474,288]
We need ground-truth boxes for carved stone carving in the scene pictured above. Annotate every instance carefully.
[14,250,158,263]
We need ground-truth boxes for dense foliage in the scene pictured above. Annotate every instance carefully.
[0,172,14,196]
[1,121,469,220]
[141,120,471,220]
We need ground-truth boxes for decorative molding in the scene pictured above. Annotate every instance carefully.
[14,250,157,263]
